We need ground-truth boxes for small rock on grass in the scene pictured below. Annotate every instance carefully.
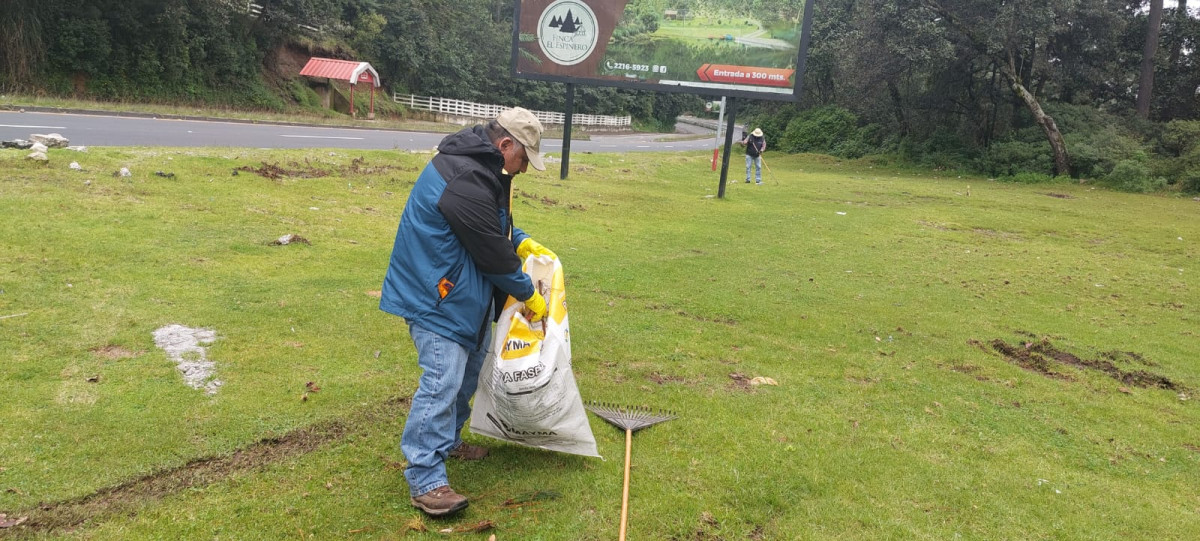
[2,139,32,149]
[30,133,69,148]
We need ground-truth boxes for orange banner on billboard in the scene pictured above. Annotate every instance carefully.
[696,64,794,88]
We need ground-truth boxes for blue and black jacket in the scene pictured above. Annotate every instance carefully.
[380,125,535,348]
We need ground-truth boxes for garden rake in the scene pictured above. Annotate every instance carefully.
[586,402,676,541]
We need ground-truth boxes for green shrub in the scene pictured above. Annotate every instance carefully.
[1162,120,1200,156]
[780,106,860,155]
[745,107,798,145]
[832,138,872,159]
[1065,127,1149,179]
[1180,169,1200,194]
[979,140,1052,177]
[900,129,976,170]
[1104,160,1165,193]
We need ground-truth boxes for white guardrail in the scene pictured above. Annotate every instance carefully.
[393,93,631,127]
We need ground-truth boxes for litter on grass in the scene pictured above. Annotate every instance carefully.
[270,233,310,245]
[152,324,222,395]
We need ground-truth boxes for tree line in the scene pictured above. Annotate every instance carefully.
[0,0,695,129]
[1,0,1197,188]
[746,0,1199,191]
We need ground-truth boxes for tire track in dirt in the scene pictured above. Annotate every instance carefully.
[973,337,1188,393]
[0,396,410,538]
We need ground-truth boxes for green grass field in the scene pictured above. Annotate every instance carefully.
[656,19,760,41]
[1,147,1198,539]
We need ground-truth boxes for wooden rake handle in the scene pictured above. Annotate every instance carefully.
[619,427,632,541]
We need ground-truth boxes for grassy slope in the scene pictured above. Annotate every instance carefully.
[0,148,1197,539]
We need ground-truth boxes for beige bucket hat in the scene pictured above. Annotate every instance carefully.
[497,107,546,171]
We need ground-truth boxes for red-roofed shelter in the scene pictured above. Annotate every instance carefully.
[299,57,381,119]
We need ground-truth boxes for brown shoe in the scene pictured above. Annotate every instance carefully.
[411,485,468,516]
[448,442,489,461]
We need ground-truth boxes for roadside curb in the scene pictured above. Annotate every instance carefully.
[677,115,743,133]
[0,104,417,133]
[0,105,608,140]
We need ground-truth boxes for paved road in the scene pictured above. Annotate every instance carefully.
[735,29,794,51]
[0,111,717,153]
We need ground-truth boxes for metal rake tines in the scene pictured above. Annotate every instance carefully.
[585,401,677,432]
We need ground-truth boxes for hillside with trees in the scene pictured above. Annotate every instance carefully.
[2,0,1197,190]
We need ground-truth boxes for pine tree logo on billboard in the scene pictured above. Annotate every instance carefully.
[537,0,598,66]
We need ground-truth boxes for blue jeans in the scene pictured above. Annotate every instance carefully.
[401,321,491,497]
[745,155,762,183]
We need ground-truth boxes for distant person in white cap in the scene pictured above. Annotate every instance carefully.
[741,127,766,184]
[379,107,557,516]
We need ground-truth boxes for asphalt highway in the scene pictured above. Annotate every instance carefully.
[0,110,719,153]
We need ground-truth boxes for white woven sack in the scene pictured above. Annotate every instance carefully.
[469,255,599,457]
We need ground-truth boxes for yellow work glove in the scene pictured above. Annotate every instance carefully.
[517,238,557,260]
[523,291,548,323]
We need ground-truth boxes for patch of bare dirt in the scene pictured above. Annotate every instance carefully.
[983,337,1186,392]
[647,372,687,385]
[347,157,416,175]
[728,372,755,392]
[1045,192,1074,199]
[235,158,415,181]
[89,345,137,360]
[983,339,1074,381]
[942,362,1000,384]
[0,397,410,537]
[234,160,331,180]
[516,190,586,211]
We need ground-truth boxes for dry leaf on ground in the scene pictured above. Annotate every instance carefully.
[444,520,495,533]
[0,514,28,528]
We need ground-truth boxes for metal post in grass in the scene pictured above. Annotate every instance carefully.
[718,97,736,199]
[712,96,726,171]
[561,83,575,180]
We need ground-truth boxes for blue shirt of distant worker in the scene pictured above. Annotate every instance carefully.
[379,107,557,517]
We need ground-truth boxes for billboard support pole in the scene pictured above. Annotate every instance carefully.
[712,96,726,171]
[717,97,736,199]
[560,83,575,180]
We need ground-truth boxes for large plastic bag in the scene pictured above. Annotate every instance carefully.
[469,255,600,457]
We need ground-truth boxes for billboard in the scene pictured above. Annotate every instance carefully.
[512,0,814,101]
